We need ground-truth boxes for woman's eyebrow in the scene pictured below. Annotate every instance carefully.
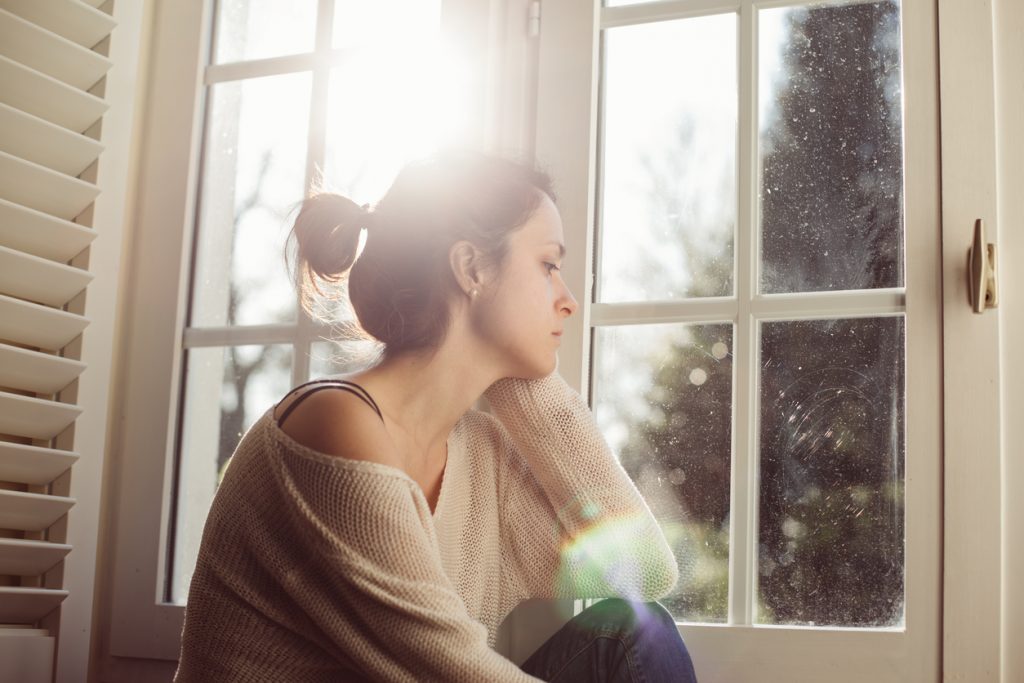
[544,241,566,258]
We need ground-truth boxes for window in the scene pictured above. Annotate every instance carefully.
[593,0,907,626]
[536,0,941,678]
[170,0,476,606]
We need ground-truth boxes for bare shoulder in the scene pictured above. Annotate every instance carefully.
[273,385,400,467]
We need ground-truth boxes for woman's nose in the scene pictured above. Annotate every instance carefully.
[559,285,578,318]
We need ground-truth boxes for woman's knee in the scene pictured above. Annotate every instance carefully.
[577,598,677,637]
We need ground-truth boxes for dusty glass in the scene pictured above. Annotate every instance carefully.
[599,13,736,302]
[213,0,318,64]
[190,73,310,327]
[172,343,293,603]
[758,0,904,293]
[757,316,905,626]
[592,323,733,622]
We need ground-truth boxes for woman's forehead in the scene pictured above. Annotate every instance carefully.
[518,196,564,246]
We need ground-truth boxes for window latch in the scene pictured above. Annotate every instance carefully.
[967,218,999,313]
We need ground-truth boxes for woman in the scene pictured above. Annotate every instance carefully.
[175,151,698,682]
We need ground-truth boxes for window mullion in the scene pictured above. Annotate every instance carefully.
[292,0,335,387]
[731,0,758,628]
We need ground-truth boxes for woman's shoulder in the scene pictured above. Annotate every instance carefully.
[271,380,401,469]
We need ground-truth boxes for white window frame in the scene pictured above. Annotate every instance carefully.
[536,0,943,679]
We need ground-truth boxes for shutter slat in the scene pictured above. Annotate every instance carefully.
[0,588,70,624]
[0,343,86,395]
[0,393,82,440]
[0,103,104,177]
[0,245,94,308]
[0,55,108,134]
[0,8,112,91]
[0,0,116,50]
[0,294,90,350]
[0,151,100,221]
[0,490,76,532]
[0,443,78,485]
[0,539,72,576]
[0,198,96,263]
[0,629,53,683]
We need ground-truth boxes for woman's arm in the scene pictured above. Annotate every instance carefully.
[485,371,679,601]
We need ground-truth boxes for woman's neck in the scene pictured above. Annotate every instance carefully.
[351,340,499,465]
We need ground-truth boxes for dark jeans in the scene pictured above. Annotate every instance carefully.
[518,599,698,682]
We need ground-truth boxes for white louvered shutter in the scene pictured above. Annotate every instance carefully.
[0,0,115,680]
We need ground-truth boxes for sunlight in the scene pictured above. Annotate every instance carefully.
[327,44,471,178]
[324,6,473,199]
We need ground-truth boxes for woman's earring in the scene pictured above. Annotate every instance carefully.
[470,288,478,299]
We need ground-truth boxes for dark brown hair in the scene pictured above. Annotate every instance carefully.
[288,150,555,357]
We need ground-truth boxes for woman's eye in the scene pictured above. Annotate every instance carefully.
[544,262,560,274]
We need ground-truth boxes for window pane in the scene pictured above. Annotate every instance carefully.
[333,0,441,49]
[309,338,382,379]
[213,0,318,64]
[592,323,733,622]
[171,344,293,603]
[598,14,736,303]
[190,72,311,327]
[324,46,470,200]
[759,0,904,293]
[757,317,904,626]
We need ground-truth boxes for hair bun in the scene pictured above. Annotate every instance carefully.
[291,192,366,282]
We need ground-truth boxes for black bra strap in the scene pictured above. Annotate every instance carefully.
[275,379,384,427]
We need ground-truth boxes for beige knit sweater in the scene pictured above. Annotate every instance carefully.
[174,371,679,682]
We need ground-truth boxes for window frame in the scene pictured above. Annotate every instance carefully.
[535,0,943,678]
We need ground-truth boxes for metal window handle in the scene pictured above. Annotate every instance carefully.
[967,218,999,313]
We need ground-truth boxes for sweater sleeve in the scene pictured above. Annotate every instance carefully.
[263,440,542,682]
[485,371,679,602]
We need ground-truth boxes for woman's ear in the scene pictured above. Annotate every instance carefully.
[449,240,486,296]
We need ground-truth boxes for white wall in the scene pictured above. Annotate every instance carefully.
[995,0,1023,681]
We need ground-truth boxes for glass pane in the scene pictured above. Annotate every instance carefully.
[309,338,382,379]
[324,46,471,200]
[190,72,310,327]
[212,0,318,64]
[599,14,736,303]
[759,0,904,293]
[757,317,905,626]
[333,0,441,49]
[592,323,733,622]
[171,344,293,603]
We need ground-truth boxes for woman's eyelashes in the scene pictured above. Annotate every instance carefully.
[543,261,561,275]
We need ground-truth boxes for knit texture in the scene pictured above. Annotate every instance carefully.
[174,371,679,682]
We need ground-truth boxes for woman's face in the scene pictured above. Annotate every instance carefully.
[472,194,578,379]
